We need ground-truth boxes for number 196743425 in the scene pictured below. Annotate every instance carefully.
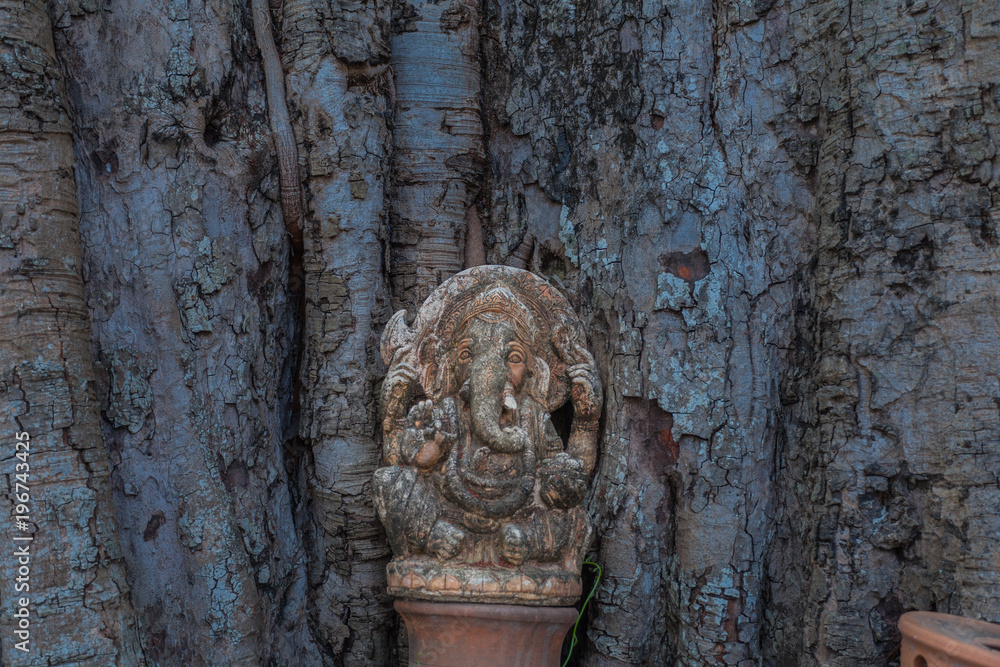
[13,432,30,522]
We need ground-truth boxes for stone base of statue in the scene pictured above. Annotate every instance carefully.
[396,599,578,667]
[387,557,583,606]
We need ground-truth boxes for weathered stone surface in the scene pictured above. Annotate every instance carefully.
[374,265,602,605]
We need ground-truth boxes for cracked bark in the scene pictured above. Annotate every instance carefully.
[0,1,142,663]
[0,0,997,664]
[769,1,1000,664]
[480,0,1000,664]
[46,0,318,663]
[280,0,395,663]
[388,0,486,311]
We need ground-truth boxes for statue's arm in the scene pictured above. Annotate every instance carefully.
[556,334,602,476]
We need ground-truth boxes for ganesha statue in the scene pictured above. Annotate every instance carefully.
[373,266,602,605]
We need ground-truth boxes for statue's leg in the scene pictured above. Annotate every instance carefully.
[426,515,466,560]
[500,507,588,565]
[373,466,465,558]
[374,466,419,555]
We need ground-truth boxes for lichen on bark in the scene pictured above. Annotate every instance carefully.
[1,0,997,664]
[50,0,317,662]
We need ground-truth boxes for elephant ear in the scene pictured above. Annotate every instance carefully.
[380,309,413,365]
[531,356,553,407]
[417,332,442,397]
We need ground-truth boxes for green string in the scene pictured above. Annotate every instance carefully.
[562,560,602,667]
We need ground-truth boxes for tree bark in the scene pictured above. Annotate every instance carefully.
[389,0,486,310]
[280,0,395,662]
[0,1,142,663]
[0,0,996,665]
[479,0,1000,664]
[49,0,317,663]
[768,2,1000,664]
[479,0,801,661]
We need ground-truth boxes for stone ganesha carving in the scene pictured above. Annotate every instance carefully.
[374,266,602,605]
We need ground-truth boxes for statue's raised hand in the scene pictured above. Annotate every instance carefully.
[554,329,602,424]
[382,345,417,423]
[401,399,457,469]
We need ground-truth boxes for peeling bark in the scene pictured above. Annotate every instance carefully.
[479,0,999,664]
[770,1,1000,664]
[49,0,317,663]
[478,0,804,661]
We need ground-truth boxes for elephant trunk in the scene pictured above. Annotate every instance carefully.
[468,358,525,454]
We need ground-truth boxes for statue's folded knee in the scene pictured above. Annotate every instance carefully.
[374,465,445,555]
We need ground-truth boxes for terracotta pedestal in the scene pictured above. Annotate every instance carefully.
[395,599,578,667]
[900,611,1000,667]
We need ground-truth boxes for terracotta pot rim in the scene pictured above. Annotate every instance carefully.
[396,599,579,666]
[900,611,1000,667]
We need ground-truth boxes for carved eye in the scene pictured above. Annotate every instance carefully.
[508,351,524,364]
[459,349,472,361]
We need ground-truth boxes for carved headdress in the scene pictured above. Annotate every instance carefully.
[380,266,587,410]
[451,285,536,348]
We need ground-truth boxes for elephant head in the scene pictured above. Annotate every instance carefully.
[450,286,536,455]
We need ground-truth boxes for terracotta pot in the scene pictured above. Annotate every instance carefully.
[395,599,578,667]
[899,611,1000,667]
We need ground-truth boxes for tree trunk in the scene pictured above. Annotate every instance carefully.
[48,0,317,663]
[480,0,1000,664]
[280,0,395,662]
[0,1,141,663]
[0,0,995,665]
[389,0,485,309]
[767,2,1000,664]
